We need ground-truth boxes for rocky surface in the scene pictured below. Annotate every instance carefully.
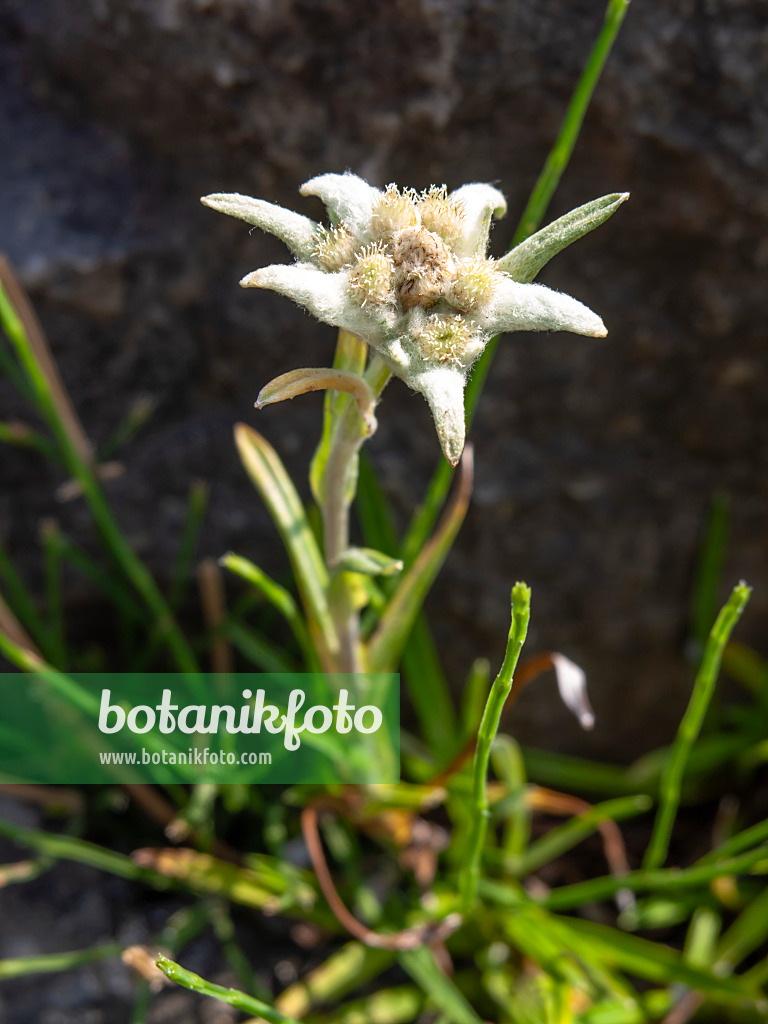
[1,0,767,758]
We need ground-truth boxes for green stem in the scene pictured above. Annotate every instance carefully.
[511,0,631,246]
[460,582,531,912]
[156,955,302,1024]
[0,943,124,980]
[322,354,390,671]
[643,582,751,870]
[491,842,768,912]
[401,0,630,564]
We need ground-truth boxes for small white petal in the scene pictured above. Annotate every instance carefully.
[488,277,607,338]
[241,263,351,324]
[201,193,318,259]
[242,263,387,345]
[551,653,594,730]
[449,183,507,256]
[300,173,380,239]
[409,364,467,466]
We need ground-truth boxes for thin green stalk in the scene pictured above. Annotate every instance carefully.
[321,354,390,672]
[40,520,66,667]
[221,552,318,669]
[169,480,209,610]
[0,942,123,980]
[643,582,751,869]
[513,794,652,876]
[402,0,630,562]
[156,955,302,1024]
[512,0,631,245]
[0,815,174,888]
[0,420,61,463]
[460,582,531,912]
[482,841,768,912]
[0,539,56,660]
[0,281,198,673]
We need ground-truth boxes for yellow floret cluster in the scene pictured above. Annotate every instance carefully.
[414,315,477,363]
[348,244,394,306]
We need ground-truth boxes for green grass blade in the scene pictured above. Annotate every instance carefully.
[225,621,296,671]
[0,276,198,673]
[690,493,730,657]
[357,451,456,753]
[515,794,651,876]
[400,0,630,561]
[0,420,61,463]
[460,583,531,911]
[0,539,56,661]
[0,816,173,887]
[643,582,751,869]
[367,451,472,673]
[234,423,336,665]
[221,552,319,669]
[511,0,631,245]
[156,955,302,1024]
[482,842,768,912]
[716,884,768,972]
[0,942,123,980]
[169,480,209,611]
[398,946,483,1024]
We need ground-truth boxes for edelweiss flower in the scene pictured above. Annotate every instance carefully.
[203,174,627,464]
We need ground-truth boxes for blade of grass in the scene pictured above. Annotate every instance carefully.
[400,0,630,561]
[0,273,198,673]
[643,582,751,869]
[690,493,730,658]
[0,942,123,980]
[398,946,483,1024]
[367,447,473,674]
[224,621,296,671]
[156,954,302,1024]
[0,816,173,888]
[221,552,319,670]
[40,519,66,667]
[0,540,56,660]
[235,423,336,665]
[357,451,456,754]
[169,480,209,611]
[491,734,529,858]
[460,582,531,912]
[513,794,651,876]
[480,842,768,912]
[0,420,61,463]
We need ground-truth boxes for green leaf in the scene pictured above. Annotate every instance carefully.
[0,943,123,980]
[335,547,403,577]
[156,955,302,1024]
[221,552,320,669]
[235,423,337,665]
[367,449,473,673]
[497,193,629,282]
[398,947,483,1024]
[643,581,752,869]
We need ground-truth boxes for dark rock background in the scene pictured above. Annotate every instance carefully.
[1,0,767,760]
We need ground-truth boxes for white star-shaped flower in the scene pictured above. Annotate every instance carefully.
[203,174,627,465]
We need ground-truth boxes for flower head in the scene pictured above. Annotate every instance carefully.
[202,175,626,464]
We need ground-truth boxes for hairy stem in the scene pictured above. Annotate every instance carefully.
[321,353,391,671]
